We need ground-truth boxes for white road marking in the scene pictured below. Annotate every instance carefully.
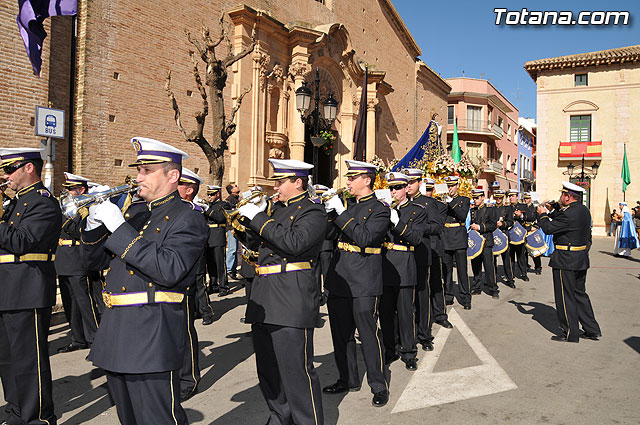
[392,308,517,413]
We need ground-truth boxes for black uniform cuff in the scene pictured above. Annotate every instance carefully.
[104,222,141,258]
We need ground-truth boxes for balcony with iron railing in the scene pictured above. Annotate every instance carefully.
[484,159,503,174]
[520,169,535,182]
[448,119,503,140]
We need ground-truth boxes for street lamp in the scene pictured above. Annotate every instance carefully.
[563,154,599,182]
[295,68,339,183]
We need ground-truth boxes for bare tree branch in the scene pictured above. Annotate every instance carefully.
[190,52,208,118]
[165,70,189,141]
[226,84,251,130]
[222,23,256,69]
[186,29,206,62]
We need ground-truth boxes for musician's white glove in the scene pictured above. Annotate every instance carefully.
[390,209,399,226]
[325,195,345,215]
[88,184,110,194]
[85,204,102,231]
[92,201,126,233]
[239,200,267,220]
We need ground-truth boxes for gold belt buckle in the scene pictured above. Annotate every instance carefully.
[103,292,113,309]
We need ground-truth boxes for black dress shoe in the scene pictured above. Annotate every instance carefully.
[404,358,418,371]
[385,352,400,365]
[471,290,481,295]
[372,390,389,407]
[218,288,229,297]
[463,305,471,310]
[522,276,530,282]
[322,382,360,394]
[57,343,89,353]
[551,335,579,343]
[180,387,197,402]
[208,285,220,294]
[535,269,542,275]
[580,331,602,341]
[202,316,214,326]
[445,299,454,306]
[505,281,516,288]
[421,341,434,351]
[436,319,453,329]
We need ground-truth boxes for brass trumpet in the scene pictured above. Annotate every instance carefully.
[222,190,278,223]
[60,178,139,219]
[320,187,348,203]
[389,197,401,209]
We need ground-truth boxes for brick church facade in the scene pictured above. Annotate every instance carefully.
[1,0,450,193]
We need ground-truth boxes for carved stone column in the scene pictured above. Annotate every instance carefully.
[366,96,378,161]
[249,49,270,183]
[289,61,311,161]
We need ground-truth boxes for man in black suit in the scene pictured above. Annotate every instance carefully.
[469,188,499,299]
[237,158,326,425]
[0,147,61,425]
[537,182,601,343]
[83,137,207,424]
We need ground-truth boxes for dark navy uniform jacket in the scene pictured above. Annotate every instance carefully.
[411,193,446,263]
[327,193,391,298]
[470,204,497,247]
[55,213,87,276]
[204,200,228,247]
[523,203,538,230]
[538,202,591,271]
[443,194,470,251]
[239,192,327,329]
[0,181,61,310]
[382,201,427,287]
[84,191,207,373]
[495,204,514,236]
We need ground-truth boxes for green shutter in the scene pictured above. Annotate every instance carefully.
[570,115,591,142]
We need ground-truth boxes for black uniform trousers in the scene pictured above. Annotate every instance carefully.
[429,252,447,322]
[206,246,227,291]
[327,296,387,393]
[494,245,514,283]
[510,244,528,279]
[89,271,105,316]
[443,249,471,307]
[552,268,601,342]
[315,251,332,299]
[415,252,448,343]
[252,323,323,425]
[106,369,188,425]
[180,294,201,395]
[471,247,498,296]
[194,273,214,321]
[59,275,99,345]
[381,287,416,361]
[0,308,56,425]
[532,254,542,272]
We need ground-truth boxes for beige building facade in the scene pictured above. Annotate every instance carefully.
[1,0,450,194]
[525,45,640,234]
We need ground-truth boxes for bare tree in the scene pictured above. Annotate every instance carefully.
[166,13,255,184]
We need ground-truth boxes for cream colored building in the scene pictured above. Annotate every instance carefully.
[525,45,640,235]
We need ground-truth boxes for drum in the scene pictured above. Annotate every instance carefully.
[525,228,549,257]
[509,221,526,245]
[467,229,485,259]
[492,229,509,256]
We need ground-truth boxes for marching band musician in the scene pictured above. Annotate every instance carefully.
[523,193,543,275]
[493,190,516,288]
[442,175,472,310]
[56,172,100,354]
[380,172,427,371]
[204,185,230,299]
[322,159,391,407]
[176,167,211,402]
[235,158,326,425]
[537,182,601,343]
[0,147,61,425]
[404,170,450,352]
[510,190,530,282]
[82,138,207,424]
[469,188,499,299]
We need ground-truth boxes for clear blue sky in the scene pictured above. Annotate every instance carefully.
[393,0,639,120]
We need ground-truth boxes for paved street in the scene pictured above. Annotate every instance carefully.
[4,236,639,424]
